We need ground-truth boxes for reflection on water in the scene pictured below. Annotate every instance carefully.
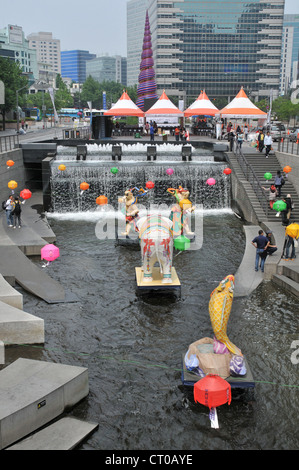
[5,211,299,450]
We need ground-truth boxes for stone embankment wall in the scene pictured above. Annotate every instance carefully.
[0,149,26,208]
[275,151,299,197]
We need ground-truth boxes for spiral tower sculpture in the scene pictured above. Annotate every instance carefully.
[136,10,158,110]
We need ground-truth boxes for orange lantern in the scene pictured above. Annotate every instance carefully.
[283,166,292,174]
[80,182,90,191]
[8,180,18,190]
[58,164,66,171]
[96,195,108,206]
[6,160,15,168]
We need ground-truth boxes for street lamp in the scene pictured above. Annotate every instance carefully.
[16,85,28,132]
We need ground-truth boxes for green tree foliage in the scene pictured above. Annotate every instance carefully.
[256,95,299,124]
[0,57,28,130]
[81,76,137,109]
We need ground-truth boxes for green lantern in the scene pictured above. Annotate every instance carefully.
[273,200,287,212]
[264,172,272,180]
[174,235,191,251]
[111,167,118,174]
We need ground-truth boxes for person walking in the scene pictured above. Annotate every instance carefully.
[264,131,273,158]
[262,184,277,209]
[149,124,155,142]
[12,196,22,228]
[251,229,269,272]
[274,170,284,197]
[237,131,243,149]
[285,234,297,260]
[257,129,265,153]
[4,195,14,227]
[259,230,277,267]
[244,124,249,141]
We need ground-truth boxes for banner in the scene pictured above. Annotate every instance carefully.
[48,87,59,123]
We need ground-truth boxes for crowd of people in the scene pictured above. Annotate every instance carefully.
[3,195,22,229]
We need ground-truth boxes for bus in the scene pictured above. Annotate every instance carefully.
[23,107,41,121]
[58,108,83,119]
[83,109,103,122]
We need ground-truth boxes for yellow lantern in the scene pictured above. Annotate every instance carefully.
[8,180,18,190]
[179,198,192,210]
[58,164,66,171]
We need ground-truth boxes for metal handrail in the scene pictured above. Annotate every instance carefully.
[277,138,299,156]
[233,142,269,218]
[0,134,19,154]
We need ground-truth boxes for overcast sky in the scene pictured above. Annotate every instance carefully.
[1,0,298,57]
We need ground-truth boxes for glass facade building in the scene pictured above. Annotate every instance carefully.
[146,0,285,104]
[280,14,299,95]
[61,50,96,83]
[127,0,148,86]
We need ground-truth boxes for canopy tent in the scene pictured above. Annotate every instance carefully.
[184,90,219,117]
[219,87,267,119]
[145,90,183,116]
[104,91,145,117]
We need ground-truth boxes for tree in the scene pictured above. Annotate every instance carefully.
[0,57,28,130]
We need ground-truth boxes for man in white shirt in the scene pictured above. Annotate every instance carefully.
[4,195,14,227]
[264,131,273,158]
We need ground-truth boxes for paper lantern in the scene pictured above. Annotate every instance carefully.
[146,181,155,189]
[96,195,108,205]
[8,180,18,190]
[111,167,118,174]
[273,200,287,212]
[58,164,66,171]
[174,235,191,251]
[80,182,90,191]
[194,375,231,409]
[223,168,232,175]
[41,244,60,262]
[283,166,292,174]
[166,168,174,175]
[264,172,272,180]
[6,160,15,168]
[179,198,192,210]
[20,189,32,200]
[206,178,216,186]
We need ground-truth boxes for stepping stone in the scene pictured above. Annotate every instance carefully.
[0,299,44,345]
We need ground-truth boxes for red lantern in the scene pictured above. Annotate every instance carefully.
[20,189,32,200]
[96,195,108,205]
[146,181,155,189]
[80,182,90,191]
[223,168,232,175]
[194,375,231,409]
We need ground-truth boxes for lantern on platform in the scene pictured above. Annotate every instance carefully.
[206,178,216,186]
[264,172,272,180]
[111,167,118,174]
[20,189,32,202]
[80,182,89,195]
[273,200,287,212]
[166,168,174,176]
[8,180,18,193]
[58,164,66,172]
[96,195,108,206]
[174,235,191,251]
[146,180,155,189]
[41,244,60,267]
[283,166,292,174]
[223,168,232,175]
[194,374,231,429]
[6,160,15,169]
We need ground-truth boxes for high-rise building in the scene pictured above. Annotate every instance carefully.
[61,50,96,83]
[86,55,127,85]
[280,14,299,95]
[127,0,148,86]
[27,32,61,75]
[143,0,285,105]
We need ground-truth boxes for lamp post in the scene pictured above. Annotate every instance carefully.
[16,85,28,133]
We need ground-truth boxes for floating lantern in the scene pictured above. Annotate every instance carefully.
[20,189,32,202]
[80,182,90,195]
[6,160,15,168]
[111,167,118,174]
[41,244,60,267]
[174,235,191,251]
[264,172,272,180]
[8,180,18,193]
[223,168,232,175]
[206,178,216,186]
[283,166,292,174]
[166,168,174,176]
[96,195,108,206]
[194,374,231,429]
[58,164,66,171]
[146,180,155,189]
[273,200,287,212]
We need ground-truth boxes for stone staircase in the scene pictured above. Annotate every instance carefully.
[272,262,299,299]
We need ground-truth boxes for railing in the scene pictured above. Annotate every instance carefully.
[233,142,269,218]
[0,134,19,153]
[277,138,299,156]
[62,126,91,139]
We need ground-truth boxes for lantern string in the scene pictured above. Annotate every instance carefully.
[5,343,299,390]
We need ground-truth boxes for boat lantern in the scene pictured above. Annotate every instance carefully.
[58,164,66,171]
[174,235,191,251]
[273,200,287,212]
[194,374,231,428]
[223,168,232,175]
[8,180,18,193]
[264,172,272,180]
[111,167,119,174]
[283,166,292,174]
[166,168,174,176]
[206,178,216,186]
[96,195,108,206]
[146,181,155,189]
[80,182,90,191]
[41,244,60,262]
[20,189,32,201]
[6,160,15,168]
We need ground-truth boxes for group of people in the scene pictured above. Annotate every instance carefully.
[3,195,22,229]
[227,123,249,151]
[251,229,278,272]
[257,129,273,157]
[262,170,294,225]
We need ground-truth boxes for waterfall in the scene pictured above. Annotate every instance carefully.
[50,145,231,213]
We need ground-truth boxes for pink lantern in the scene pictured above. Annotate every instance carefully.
[206,178,216,186]
[41,244,60,262]
[166,168,174,176]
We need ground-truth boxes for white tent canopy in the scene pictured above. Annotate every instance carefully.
[104,91,145,117]
[145,90,183,116]
[184,90,219,117]
[219,87,267,119]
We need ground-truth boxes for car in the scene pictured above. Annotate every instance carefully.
[289,128,299,142]
[268,123,287,142]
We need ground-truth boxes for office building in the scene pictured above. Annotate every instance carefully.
[61,50,96,83]
[127,0,148,86]
[280,14,299,95]
[86,55,127,85]
[27,31,61,75]
[142,0,285,104]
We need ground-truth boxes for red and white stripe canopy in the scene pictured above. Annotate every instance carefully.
[145,91,183,116]
[184,90,219,117]
[104,91,145,117]
[219,87,267,119]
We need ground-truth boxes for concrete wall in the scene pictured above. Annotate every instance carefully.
[276,151,299,197]
[230,171,260,225]
[0,149,26,211]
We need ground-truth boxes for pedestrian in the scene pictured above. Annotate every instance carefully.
[244,124,249,141]
[4,195,14,227]
[228,130,235,151]
[237,131,243,149]
[236,125,241,134]
[150,124,155,141]
[251,229,269,272]
[257,129,265,153]
[11,196,22,228]
[285,234,297,260]
[262,184,277,209]
[264,131,273,158]
[174,127,180,142]
[145,121,149,135]
[285,193,293,220]
[274,170,284,197]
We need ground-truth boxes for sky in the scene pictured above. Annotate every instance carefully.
[1,0,298,58]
